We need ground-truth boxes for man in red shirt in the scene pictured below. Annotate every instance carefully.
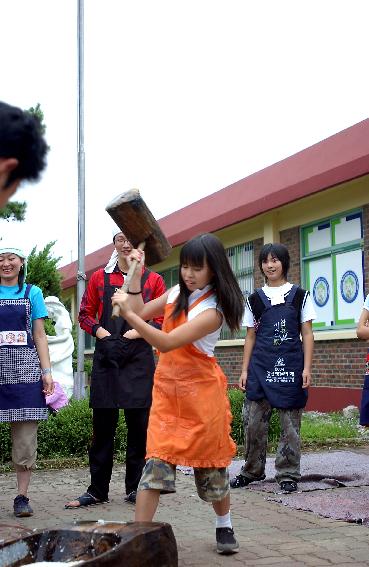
[65,232,166,507]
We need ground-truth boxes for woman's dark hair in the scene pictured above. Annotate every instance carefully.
[259,243,290,281]
[17,263,25,293]
[172,233,245,332]
[0,256,25,293]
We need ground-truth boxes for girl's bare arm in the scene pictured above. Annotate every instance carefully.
[112,291,222,352]
[239,327,256,390]
[32,318,54,395]
[301,320,314,388]
[357,309,369,341]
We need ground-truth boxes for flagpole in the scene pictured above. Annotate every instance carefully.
[74,0,86,399]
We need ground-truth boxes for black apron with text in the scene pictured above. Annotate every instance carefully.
[246,285,307,409]
[89,271,155,409]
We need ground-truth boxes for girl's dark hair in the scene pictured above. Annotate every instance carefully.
[259,243,290,281]
[17,263,25,293]
[172,233,245,332]
[0,255,25,293]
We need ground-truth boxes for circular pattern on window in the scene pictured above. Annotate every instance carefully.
[313,276,330,307]
[340,270,359,303]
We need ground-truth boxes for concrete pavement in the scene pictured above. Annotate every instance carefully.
[1,456,369,566]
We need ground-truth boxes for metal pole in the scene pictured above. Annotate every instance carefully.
[74,0,86,399]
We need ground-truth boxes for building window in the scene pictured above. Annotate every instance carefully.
[85,332,96,350]
[222,242,253,339]
[301,210,364,330]
[159,241,254,340]
[160,266,179,289]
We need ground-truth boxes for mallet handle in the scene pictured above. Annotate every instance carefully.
[112,242,146,319]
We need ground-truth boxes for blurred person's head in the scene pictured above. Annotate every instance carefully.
[0,101,48,208]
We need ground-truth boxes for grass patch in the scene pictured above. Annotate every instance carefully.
[301,411,362,441]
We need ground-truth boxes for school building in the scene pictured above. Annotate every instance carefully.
[59,117,369,412]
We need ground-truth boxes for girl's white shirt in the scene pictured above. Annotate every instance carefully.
[167,284,223,356]
[242,282,316,327]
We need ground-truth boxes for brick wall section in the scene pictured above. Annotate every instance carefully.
[215,340,367,388]
[215,347,244,385]
[312,339,367,388]
[280,227,301,285]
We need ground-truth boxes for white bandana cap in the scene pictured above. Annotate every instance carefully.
[0,245,28,279]
[104,249,119,274]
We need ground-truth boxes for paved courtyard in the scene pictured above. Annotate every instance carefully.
[1,452,369,566]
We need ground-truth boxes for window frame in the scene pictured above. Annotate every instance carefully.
[300,208,364,331]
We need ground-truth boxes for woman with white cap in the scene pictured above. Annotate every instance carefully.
[0,244,54,517]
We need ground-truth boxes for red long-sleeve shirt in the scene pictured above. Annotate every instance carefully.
[78,265,166,336]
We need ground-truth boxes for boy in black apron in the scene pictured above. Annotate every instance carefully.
[230,243,316,493]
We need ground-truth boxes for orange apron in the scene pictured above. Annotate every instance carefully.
[146,291,236,468]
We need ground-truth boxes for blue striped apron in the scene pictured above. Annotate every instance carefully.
[0,284,47,421]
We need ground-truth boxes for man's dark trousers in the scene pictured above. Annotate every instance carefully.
[87,407,150,500]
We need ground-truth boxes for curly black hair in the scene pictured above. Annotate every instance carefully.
[0,101,48,188]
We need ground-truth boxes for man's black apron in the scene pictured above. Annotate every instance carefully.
[89,270,155,409]
[246,285,308,409]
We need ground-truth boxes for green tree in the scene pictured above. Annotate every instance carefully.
[27,241,62,298]
[0,201,27,222]
[0,103,47,223]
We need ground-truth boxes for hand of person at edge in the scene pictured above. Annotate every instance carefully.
[96,327,111,340]
[239,369,247,391]
[42,373,54,396]
[123,329,141,339]
[302,368,311,388]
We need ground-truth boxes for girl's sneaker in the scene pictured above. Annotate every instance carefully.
[13,495,33,517]
[216,527,239,554]
[230,473,265,488]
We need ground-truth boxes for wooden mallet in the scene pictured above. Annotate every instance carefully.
[106,189,172,318]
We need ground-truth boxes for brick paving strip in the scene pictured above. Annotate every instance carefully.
[0,458,369,566]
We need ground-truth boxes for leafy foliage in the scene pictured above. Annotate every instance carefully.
[1,393,365,467]
[27,103,47,136]
[27,241,62,298]
[0,397,127,464]
[228,388,244,445]
[0,201,27,222]
[44,318,56,336]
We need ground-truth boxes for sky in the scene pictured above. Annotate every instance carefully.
[1,0,369,268]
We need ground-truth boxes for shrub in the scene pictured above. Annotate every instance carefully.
[0,398,128,465]
[227,388,281,447]
[228,388,244,446]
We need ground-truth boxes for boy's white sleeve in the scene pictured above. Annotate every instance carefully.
[301,291,317,323]
[363,294,369,311]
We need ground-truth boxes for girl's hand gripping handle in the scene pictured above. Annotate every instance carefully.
[111,241,146,319]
